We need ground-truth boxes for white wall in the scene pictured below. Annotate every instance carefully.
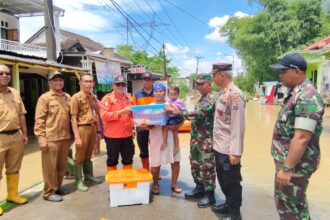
[0,12,18,39]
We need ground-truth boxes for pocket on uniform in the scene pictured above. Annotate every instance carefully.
[49,101,60,113]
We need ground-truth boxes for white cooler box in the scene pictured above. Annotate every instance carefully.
[106,168,152,207]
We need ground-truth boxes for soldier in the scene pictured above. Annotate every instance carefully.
[0,64,28,216]
[132,72,155,171]
[70,72,102,192]
[211,63,245,220]
[34,71,72,202]
[269,53,325,219]
[184,74,216,208]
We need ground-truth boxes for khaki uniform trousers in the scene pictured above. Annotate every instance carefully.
[74,125,97,165]
[42,139,71,198]
[0,132,24,180]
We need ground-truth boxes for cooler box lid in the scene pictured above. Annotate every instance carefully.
[106,168,152,184]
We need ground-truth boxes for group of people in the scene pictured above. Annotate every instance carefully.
[0,52,325,220]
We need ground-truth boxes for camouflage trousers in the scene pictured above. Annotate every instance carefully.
[190,139,215,191]
[274,161,312,220]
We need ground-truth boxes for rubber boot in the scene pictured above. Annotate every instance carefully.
[141,157,150,171]
[197,190,215,208]
[74,165,88,192]
[107,166,117,172]
[0,207,2,215]
[67,156,75,177]
[6,173,28,204]
[83,160,102,184]
[184,184,204,200]
[123,164,133,170]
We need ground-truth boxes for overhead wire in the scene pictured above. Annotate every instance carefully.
[107,0,163,54]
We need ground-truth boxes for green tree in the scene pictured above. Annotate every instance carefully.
[222,0,327,93]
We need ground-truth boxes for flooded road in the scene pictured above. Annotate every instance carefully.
[242,102,330,215]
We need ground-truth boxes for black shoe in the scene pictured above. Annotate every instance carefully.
[55,188,70,195]
[184,186,204,200]
[197,191,215,208]
[212,203,229,214]
[222,214,242,220]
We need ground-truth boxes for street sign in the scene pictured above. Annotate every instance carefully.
[130,66,145,74]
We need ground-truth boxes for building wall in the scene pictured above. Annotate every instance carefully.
[0,12,18,40]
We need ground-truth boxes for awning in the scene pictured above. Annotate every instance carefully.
[0,52,86,74]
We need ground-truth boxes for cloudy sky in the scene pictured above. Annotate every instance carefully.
[20,0,258,76]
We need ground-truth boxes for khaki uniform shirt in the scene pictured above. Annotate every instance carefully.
[70,91,99,125]
[0,87,26,131]
[213,82,245,156]
[34,90,71,142]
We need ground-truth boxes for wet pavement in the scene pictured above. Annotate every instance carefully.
[0,103,329,219]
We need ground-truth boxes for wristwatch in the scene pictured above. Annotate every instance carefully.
[281,164,294,172]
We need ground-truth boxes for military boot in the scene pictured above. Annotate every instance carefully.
[197,190,215,208]
[184,184,204,200]
[74,165,88,192]
[83,160,102,184]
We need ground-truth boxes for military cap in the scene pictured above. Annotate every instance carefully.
[142,71,154,80]
[48,71,63,80]
[113,75,127,84]
[196,73,212,83]
[212,62,232,72]
[269,53,307,71]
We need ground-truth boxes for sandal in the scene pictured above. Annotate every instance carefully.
[171,186,182,193]
[152,184,160,195]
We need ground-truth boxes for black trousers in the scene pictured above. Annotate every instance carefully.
[214,151,242,215]
[136,127,149,158]
[104,136,135,167]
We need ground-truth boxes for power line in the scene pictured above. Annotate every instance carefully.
[164,0,210,27]
[107,0,163,53]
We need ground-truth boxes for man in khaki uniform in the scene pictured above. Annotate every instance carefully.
[70,73,102,191]
[0,64,28,216]
[211,63,245,220]
[34,71,72,202]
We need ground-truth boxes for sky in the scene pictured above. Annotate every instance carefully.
[20,0,259,76]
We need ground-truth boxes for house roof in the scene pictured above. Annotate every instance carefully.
[304,35,330,50]
[0,0,64,17]
[25,28,132,64]
[0,50,85,72]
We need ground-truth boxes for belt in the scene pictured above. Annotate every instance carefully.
[78,123,96,127]
[0,129,19,135]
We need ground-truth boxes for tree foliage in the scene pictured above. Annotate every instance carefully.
[115,44,178,76]
[222,0,330,93]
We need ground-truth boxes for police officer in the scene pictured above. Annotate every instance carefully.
[211,63,245,220]
[132,72,155,171]
[71,72,102,192]
[34,71,72,202]
[184,74,216,208]
[269,53,325,219]
[0,64,28,215]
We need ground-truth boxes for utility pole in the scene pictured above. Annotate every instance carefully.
[43,0,57,62]
[194,55,203,92]
[163,44,168,82]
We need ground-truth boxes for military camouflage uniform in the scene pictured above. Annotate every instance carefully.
[183,92,216,192]
[272,80,325,220]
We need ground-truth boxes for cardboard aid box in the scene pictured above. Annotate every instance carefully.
[105,168,152,207]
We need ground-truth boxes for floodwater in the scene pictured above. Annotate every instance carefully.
[242,102,330,215]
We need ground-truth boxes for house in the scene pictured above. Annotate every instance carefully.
[26,28,133,94]
[301,36,330,103]
[0,0,85,134]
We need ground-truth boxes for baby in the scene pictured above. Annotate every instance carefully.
[162,86,186,155]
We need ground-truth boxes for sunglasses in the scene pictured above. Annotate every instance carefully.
[0,71,10,76]
[115,83,127,87]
